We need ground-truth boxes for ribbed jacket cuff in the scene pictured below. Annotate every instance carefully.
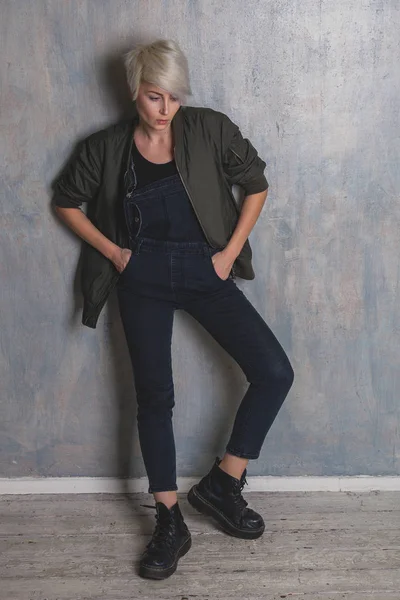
[241,177,269,196]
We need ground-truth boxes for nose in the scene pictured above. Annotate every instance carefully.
[160,99,169,115]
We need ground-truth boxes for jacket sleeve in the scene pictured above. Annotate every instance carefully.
[53,133,103,208]
[221,114,269,195]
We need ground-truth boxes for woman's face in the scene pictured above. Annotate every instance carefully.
[135,81,181,130]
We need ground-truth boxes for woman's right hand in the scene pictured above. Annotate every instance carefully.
[112,247,133,274]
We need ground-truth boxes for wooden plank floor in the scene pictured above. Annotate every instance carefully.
[0,491,399,599]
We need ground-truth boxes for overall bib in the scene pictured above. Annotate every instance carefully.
[117,164,293,494]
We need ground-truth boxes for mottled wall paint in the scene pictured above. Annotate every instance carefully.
[1,0,399,478]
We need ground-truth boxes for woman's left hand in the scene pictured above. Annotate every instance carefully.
[211,250,235,280]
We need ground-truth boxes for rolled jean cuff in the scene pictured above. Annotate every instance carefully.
[226,446,259,460]
[148,484,178,494]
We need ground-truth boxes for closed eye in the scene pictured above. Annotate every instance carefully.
[149,96,179,102]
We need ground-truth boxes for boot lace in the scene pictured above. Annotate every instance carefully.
[230,476,249,512]
[140,504,177,554]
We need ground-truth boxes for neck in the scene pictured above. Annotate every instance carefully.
[135,116,173,145]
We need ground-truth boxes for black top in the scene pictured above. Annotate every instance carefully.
[132,138,178,190]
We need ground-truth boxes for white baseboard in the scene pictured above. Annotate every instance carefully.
[0,476,399,495]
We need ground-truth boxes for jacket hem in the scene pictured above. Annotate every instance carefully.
[82,275,120,328]
[82,313,98,329]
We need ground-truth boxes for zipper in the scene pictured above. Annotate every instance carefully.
[124,122,136,194]
[230,147,244,163]
[122,155,138,248]
[174,147,214,248]
[120,126,138,247]
[227,148,244,276]
[127,154,137,196]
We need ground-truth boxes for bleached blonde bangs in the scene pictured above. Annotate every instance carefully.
[123,39,192,104]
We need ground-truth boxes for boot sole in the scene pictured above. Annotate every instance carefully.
[139,535,192,580]
[187,485,265,539]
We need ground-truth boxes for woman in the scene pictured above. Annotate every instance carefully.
[54,39,294,580]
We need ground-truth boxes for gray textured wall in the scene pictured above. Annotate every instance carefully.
[1,0,399,479]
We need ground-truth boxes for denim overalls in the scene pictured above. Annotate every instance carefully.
[116,159,294,494]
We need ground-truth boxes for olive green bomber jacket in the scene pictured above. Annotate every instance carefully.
[53,103,269,328]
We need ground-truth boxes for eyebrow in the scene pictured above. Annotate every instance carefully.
[148,90,175,97]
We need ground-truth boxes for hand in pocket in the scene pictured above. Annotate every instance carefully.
[211,250,234,281]
[113,248,133,274]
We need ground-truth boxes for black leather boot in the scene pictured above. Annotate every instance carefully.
[187,456,265,539]
[138,501,192,579]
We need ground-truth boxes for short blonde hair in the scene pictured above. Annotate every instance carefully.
[123,39,192,104]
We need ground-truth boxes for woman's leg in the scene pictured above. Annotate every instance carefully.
[218,453,249,480]
[183,281,294,461]
[117,284,179,496]
[153,490,178,508]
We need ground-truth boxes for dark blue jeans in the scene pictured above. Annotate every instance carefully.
[116,236,294,494]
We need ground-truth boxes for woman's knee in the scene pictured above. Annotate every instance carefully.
[251,354,294,392]
[275,357,294,391]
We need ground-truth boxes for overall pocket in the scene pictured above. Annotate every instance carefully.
[208,248,231,281]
